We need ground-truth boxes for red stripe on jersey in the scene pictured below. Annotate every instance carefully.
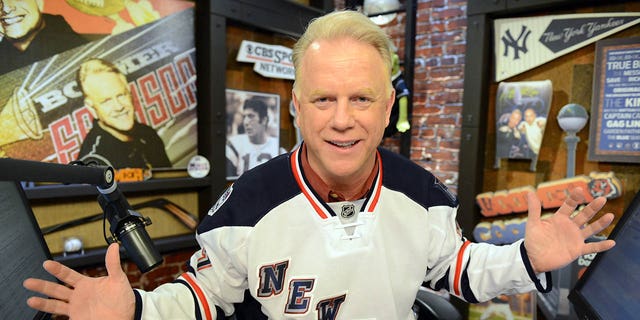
[453,240,471,296]
[366,151,383,212]
[197,264,213,271]
[290,148,329,219]
[183,273,213,320]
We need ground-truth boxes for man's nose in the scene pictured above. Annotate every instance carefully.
[331,99,355,129]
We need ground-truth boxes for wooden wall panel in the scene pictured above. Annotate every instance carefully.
[225,23,298,151]
[482,10,640,234]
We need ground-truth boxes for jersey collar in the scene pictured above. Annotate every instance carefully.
[290,143,383,219]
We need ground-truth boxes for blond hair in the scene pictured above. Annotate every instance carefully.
[292,10,394,94]
[77,58,126,94]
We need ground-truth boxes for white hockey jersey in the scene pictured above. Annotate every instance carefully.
[226,134,283,178]
[134,145,550,319]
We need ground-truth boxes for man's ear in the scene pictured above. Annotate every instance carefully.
[291,89,302,128]
[385,88,396,127]
[85,99,98,118]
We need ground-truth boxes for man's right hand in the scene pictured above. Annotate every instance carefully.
[23,243,136,320]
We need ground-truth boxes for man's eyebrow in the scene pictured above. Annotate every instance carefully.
[307,89,328,97]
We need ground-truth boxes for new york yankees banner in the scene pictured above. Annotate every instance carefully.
[495,13,640,82]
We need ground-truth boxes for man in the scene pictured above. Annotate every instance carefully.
[226,98,285,179]
[0,0,88,75]
[76,58,171,169]
[518,107,547,156]
[496,108,524,158]
[24,10,615,319]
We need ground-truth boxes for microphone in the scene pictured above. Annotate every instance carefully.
[0,158,163,272]
[96,167,163,273]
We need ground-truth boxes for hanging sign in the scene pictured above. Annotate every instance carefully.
[494,13,640,82]
[236,40,294,80]
[476,171,622,217]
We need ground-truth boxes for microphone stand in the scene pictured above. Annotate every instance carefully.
[0,158,163,273]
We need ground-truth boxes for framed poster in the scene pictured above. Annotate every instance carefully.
[588,36,640,163]
[225,89,285,180]
[0,0,197,170]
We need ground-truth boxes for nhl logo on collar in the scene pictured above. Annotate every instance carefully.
[340,203,355,219]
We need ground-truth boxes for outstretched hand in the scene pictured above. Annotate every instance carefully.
[524,188,616,274]
[23,243,135,320]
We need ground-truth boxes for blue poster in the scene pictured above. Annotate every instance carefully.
[589,37,640,163]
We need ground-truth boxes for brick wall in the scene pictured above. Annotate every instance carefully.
[379,0,467,195]
[76,249,193,291]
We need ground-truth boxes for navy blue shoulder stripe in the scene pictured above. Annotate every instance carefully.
[378,147,458,209]
[198,152,300,233]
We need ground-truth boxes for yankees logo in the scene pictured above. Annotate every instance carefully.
[502,25,531,60]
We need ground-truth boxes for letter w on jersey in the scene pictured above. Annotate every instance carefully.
[316,294,346,320]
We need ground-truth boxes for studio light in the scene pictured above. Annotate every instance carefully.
[363,0,401,25]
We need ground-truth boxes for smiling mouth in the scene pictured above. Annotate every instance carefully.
[329,140,358,148]
[1,15,24,26]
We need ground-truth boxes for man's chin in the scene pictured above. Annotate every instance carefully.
[4,30,30,41]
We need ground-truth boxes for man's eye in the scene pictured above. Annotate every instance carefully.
[313,97,333,108]
[352,96,372,107]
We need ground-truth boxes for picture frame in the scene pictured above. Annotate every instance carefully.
[225,89,285,180]
[588,36,640,163]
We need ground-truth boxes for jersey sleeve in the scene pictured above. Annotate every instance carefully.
[133,224,252,319]
[423,204,551,303]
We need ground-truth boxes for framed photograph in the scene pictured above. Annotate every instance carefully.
[588,37,640,163]
[494,80,552,171]
[225,89,285,180]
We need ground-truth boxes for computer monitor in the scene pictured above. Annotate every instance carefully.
[569,189,640,320]
[0,181,55,320]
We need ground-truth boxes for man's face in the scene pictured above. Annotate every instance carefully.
[84,72,135,133]
[524,109,536,125]
[0,0,42,40]
[243,108,265,139]
[508,110,521,128]
[293,37,394,184]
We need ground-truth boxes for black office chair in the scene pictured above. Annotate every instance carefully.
[413,287,463,320]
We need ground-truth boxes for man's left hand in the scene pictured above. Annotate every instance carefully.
[524,188,616,274]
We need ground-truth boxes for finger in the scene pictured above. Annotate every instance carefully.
[526,191,542,224]
[23,277,73,301]
[573,197,607,226]
[581,239,616,256]
[26,296,69,316]
[42,260,85,288]
[105,243,124,278]
[580,213,615,239]
[556,188,585,217]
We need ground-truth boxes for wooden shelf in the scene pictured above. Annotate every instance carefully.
[24,177,211,200]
